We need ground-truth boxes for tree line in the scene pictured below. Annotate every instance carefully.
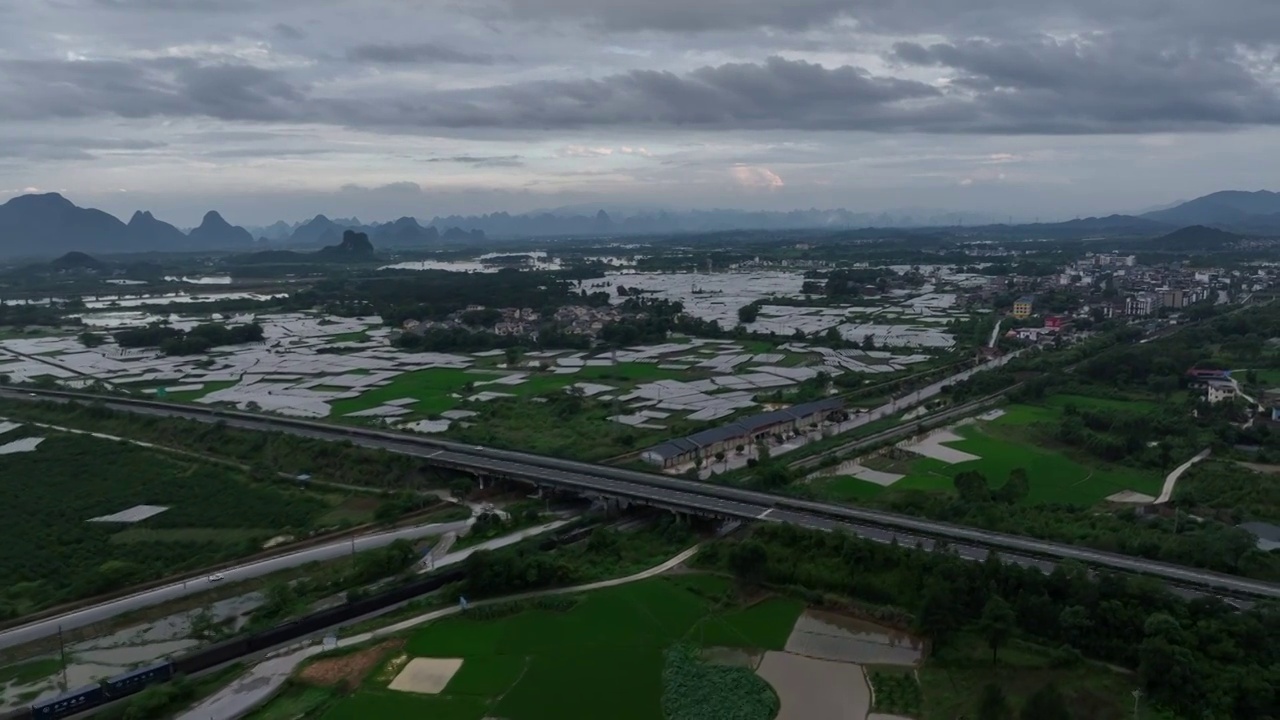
[702,524,1278,719]
[114,322,264,355]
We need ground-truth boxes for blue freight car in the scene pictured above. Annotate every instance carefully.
[103,661,174,697]
[31,684,104,720]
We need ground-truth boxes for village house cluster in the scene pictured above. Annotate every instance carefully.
[403,304,622,340]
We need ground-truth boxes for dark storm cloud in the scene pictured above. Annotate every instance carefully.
[425,155,525,166]
[0,146,96,161]
[201,147,332,158]
[273,23,305,40]
[0,135,162,161]
[482,0,1280,41]
[327,56,945,131]
[0,58,306,123]
[92,0,258,11]
[488,0,853,32]
[2,48,1276,135]
[323,50,1280,134]
[346,42,499,65]
[892,36,1280,131]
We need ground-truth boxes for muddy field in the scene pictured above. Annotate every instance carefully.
[757,651,869,720]
[754,608,923,720]
[784,610,923,666]
[297,640,403,689]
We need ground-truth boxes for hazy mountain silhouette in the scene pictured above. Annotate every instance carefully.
[127,210,188,248]
[0,193,130,256]
[1142,190,1280,230]
[187,211,254,248]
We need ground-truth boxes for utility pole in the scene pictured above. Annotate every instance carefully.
[57,624,68,691]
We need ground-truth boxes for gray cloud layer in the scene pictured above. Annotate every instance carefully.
[3,0,1279,223]
[346,42,499,65]
[4,46,1276,135]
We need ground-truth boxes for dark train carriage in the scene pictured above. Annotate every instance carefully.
[173,635,252,676]
[102,661,173,698]
[31,685,104,720]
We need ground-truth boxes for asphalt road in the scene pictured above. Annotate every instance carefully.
[4,389,1279,602]
[0,518,473,651]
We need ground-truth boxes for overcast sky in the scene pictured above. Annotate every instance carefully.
[1,0,1278,226]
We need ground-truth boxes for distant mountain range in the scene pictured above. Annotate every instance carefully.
[1139,190,1280,231]
[2,189,1279,259]
[230,230,379,265]
[0,193,254,258]
[0,194,483,259]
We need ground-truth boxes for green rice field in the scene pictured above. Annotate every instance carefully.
[298,575,801,720]
[328,368,503,417]
[815,396,1165,506]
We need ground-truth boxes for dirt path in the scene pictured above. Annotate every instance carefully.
[177,544,700,720]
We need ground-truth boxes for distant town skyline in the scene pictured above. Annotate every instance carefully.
[1,0,1278,225]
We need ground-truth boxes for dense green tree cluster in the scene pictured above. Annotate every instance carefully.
[293,267,610,327]
[393,323,591,353]
[600,296,726,346]
[0,433,329,612]
[0,301,80,327]
[0,398,444,493]
[800,267,899,297]
[701,524,1280,719]
[462,520,694,598]
[874,471,1278,581]
[661,644,778,720]
[113,322,264,355]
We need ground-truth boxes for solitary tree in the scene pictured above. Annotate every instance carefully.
[996,468,1030,504]
[728,540,768,585]
[977,683,1013,720]
[979,596,1016,663]
[915,583,960,650]
[1020,683,1071,720]
[954,470,991,503]
[78,331,105,348]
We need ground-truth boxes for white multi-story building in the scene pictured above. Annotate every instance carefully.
[1206,380,1238,405]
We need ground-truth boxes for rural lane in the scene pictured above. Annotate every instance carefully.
[0,519,476,652]
[1155,448,1212,504]
[177,519,627,720]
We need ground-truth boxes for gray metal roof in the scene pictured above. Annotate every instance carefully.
[1240,521,1280,543]
[642,397,845,459]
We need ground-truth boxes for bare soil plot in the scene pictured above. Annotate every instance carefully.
[297,640,402,689]
[1105,490,1156,504]
[784,610,924,666]
[757,651,869,720]
[388,657,463,695]
[899,429,980,464]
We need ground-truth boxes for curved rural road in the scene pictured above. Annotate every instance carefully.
[180,521,661,720]
[1156,448,1212,504]
[0,519,477,652]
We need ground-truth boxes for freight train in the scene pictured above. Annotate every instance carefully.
[0,565,466,720]
[0,524,592,720]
